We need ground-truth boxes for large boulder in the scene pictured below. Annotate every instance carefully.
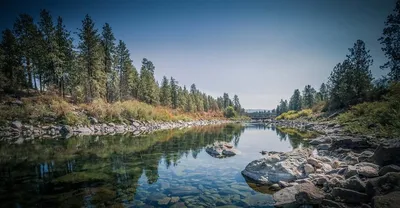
[331,187,369,204]
[273,183,324,207]
[342,175,366,193]
[295,183,325,205]
[242,148,310,184]
[331,137,371,150]
[372,191,400,208]
[379,165,400,176]
[366,172,400,197]
[372,142,400,166]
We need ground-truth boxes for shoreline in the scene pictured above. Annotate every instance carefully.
[0,119,236,141]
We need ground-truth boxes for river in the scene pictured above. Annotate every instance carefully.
[0,123,308,208]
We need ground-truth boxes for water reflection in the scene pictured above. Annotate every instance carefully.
[0,123,307,207]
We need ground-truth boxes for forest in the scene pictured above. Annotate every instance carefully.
[0,11,244,124]
[272,2,400,137]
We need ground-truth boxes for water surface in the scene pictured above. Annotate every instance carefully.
[0,123,307,208]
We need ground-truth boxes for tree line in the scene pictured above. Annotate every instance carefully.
[274,1,400,115]
[0,10,243,115]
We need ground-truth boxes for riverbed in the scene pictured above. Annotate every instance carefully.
[0,123,308,207]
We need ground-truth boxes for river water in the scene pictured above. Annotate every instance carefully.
[0,123,307,208]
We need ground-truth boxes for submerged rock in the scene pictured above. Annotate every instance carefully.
[205,141,240,158]
[273,183,324,207]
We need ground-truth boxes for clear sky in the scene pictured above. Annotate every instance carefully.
[0,0,396,109]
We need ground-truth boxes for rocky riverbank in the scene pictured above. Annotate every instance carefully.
[242,129,400,208]
[268,119,344,135]
[0,119,234,141]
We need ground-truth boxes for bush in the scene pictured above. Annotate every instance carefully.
[276,109,312,120]
[224,106,236,118]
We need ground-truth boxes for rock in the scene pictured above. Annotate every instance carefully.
[295,183,325,205]
[279,181,290,188]
[89,117,98,124]
[273,183,324,207]
[271,183,281,191]
[321,163,333,172]
[167,186,200,196]
[342,175,366,193]
[273,186,298,207]
[170,197,180,203]
[304,164,315,175]
[331,137,371,150]
[332,187,369,204]
[344,154,359,165]
[372,191,400,208]
[379,165,400,176]
[242,148,310,183]
[317,144,331,150]
[158,197,171,205]
[358,150,374,162]
[366,172,400,197]
[60,125,72,135]
[356,162,379,178]
[307,158,323,168]
[321,199,344,208]
[328,177,344,188]
[345,165,358,179]
[74,127,92,134]
[222,148,240,156]
[11,121,22,129]
[309,137,332,145]
[260,150,268,155]
[266,154,281,163]
[373,142,400,166]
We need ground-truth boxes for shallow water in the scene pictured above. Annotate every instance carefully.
[0,123,307,208]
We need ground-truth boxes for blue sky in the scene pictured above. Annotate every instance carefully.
[0,0,396,109]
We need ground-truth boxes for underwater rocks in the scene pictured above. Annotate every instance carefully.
[205,141,241,158]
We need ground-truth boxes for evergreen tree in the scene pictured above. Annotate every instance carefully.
[0,29,23,90]
[138,58,159,105]
[101,23,116,102]
[302,85,316,108]
[379,0,400,82]
[116,40,133,100]
[160,76,171,106]
[170,77,179,109]
[223,93,231,108]
[77,14,106,102]
[233,94,241,113]
[289,89,302,111]
[319,83,328,101]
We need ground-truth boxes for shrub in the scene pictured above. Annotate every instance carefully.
[276,109,312,120]
[224,106,236,118]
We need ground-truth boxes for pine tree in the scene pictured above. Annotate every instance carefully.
[101,23,116,102]
[289,89,302,111]
[233,94,241,113]
[138,58,159,105]
[319,83,328,101]
[379,0,400,82]
[116,40,133,100]
[302,85,316,108]
[160,76,171,106]
[170,77,179,109]
[0,29,23,90]
[78,14,106,102]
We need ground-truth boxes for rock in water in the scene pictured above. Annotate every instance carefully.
[205,141,240,158]
[273,186,298,207]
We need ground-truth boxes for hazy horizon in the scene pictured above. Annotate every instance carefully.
[0,0,396,109]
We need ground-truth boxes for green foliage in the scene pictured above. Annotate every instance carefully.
[224,106,236,118]
[276,126,319,138]
[276,109,312,120]
[289,89,302,111]
[379,0,400,82]
[302,85,316,109]
[337,83,400,137]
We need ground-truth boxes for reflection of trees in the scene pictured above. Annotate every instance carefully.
[274,127,307,149]
[0,124,244,207]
